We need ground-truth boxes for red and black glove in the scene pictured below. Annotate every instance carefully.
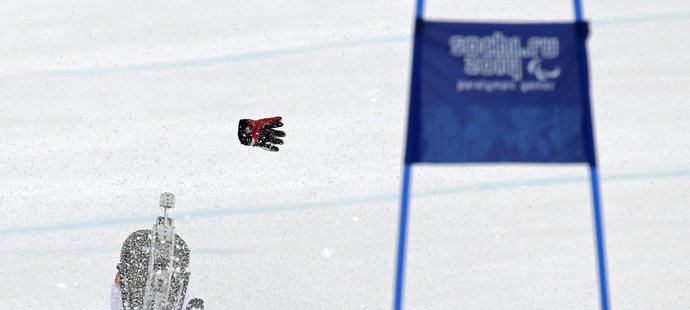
[238,116,285,152]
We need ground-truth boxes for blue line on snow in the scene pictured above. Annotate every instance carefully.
[3,10,690,79]
[1,168,688,236]
[3,35,407,79]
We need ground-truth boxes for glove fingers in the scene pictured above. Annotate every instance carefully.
[268,136,283,145]
[271,130,286,137]
[259,144,280,152]
[265,121,283,129]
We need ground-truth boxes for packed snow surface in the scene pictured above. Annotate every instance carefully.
[1,0,690,308]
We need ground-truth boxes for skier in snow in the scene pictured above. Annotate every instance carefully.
[112,192,201,310]
[111,272,203,309]
[111,117,285,310]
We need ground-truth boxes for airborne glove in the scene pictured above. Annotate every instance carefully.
[238,116,285,152]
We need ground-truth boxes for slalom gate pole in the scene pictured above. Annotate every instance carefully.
[589,166,610,310]
[394,1,424,309]
[415,0,425,18]
[394,164,413,310]
[573,0,584,21]
[573,0,610,308]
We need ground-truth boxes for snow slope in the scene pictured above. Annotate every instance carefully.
[1,0,689,308]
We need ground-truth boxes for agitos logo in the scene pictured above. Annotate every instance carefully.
[526,58,561,82]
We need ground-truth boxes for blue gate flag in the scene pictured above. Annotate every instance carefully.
[405,21,594,164]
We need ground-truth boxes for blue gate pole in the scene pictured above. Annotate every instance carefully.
[394,164,413,310]
[415,0,425,18]
[573,0,610,308]
[589,166,610,310]
[394,2,424,309]
[573,0,584,21]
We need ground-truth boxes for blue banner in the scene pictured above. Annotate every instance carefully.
[405,21,594,164]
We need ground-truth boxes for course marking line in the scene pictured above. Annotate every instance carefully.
[2,10,689,79]
[1,168,688,236]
